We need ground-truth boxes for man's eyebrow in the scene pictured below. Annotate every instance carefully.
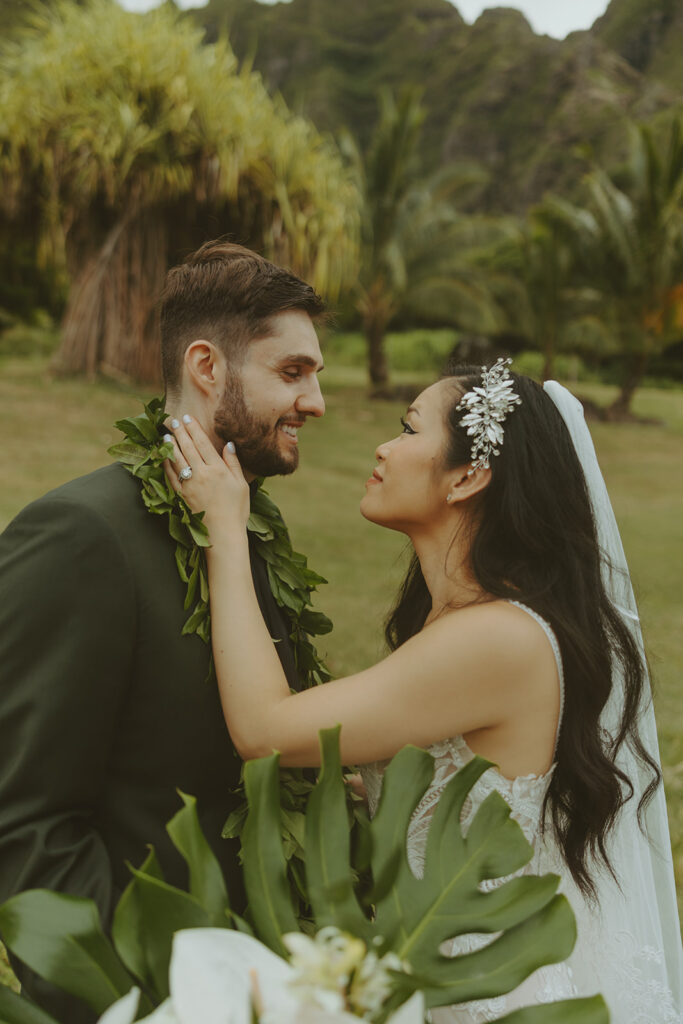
[280,354,325,371]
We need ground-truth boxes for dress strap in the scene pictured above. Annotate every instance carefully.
[507,600,565,756]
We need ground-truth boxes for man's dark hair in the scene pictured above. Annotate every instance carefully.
[160,239,325,394]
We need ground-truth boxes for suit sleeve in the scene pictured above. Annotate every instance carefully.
[0,496,136,1011]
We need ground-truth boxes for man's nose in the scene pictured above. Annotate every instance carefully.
[297,376,325,418]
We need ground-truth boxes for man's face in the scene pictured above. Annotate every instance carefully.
[213,309,325,477]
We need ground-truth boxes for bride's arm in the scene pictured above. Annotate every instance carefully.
[166,418,545,767]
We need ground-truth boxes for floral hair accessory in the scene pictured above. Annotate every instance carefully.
[456,357,522,475]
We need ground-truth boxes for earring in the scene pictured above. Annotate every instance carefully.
[446,494,453,504]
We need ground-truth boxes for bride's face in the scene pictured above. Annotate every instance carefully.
[360,381,457,533]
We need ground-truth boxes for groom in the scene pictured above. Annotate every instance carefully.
[0,240,326,1021]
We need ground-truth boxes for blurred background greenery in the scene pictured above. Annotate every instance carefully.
[0,0,681,966]
[1,0,683,405]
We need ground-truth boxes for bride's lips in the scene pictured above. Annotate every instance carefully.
[366,468,383,486]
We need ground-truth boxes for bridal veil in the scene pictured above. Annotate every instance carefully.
[543,381,682,1022]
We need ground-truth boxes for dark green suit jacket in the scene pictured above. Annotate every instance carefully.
[0,464,299,1022]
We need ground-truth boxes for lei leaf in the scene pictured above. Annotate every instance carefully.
[108,396,333,687]
[108,397,337,921]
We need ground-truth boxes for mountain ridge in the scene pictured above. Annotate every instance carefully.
[189,0,682,211]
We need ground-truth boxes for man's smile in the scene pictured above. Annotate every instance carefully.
[279,420,304,444]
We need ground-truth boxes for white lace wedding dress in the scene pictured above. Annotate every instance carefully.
[360,603,681,1024]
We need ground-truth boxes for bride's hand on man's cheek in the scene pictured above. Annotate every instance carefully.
[162,414,250,532]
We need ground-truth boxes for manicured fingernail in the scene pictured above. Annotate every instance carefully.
[226,441,236,454]
[170,419,180,429]
[163,433,173,443]
[182,414,192,424]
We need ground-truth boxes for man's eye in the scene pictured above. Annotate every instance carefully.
[282,368,302,380]
[400,417,416,434]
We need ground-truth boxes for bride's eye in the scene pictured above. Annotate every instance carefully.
[400,417,416,435]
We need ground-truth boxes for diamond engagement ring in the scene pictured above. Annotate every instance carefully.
[179,466,193,482]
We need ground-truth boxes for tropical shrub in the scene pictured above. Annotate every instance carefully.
[0,0,360,381]
[0,730,608,1023]
[543,117,683,415]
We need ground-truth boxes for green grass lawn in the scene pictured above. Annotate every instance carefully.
[0,354,681,919]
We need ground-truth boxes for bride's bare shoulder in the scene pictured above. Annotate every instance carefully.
[421,599,559,676]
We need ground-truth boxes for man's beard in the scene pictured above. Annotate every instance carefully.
[213,374,299,478]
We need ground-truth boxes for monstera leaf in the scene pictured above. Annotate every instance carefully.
[241,727,607,1020]
[0,734,609,1024]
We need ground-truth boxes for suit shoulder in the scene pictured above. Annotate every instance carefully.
[3,464,145,543]
[43,464,140,512]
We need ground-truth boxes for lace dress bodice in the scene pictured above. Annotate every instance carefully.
[359,603,682,1024]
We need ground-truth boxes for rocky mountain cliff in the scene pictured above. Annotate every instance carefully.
[189,0,682,211]
[594,0,683,91]
[3,0,680,212]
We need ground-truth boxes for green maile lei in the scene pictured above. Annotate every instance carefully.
[109,397,364,922]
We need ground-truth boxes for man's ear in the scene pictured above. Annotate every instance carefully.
[183,340,225,398]
[446,465,492,504]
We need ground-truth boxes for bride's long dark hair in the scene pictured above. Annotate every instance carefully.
[384,366,660,898]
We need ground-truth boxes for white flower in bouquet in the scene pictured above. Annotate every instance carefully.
[97,928,424,1024]
[283,927,404,1018]
[348,944,404,1018]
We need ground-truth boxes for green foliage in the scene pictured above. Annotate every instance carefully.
[0,985,59,1024]
[544,116,683,409]
[241,728,604,1018]
[109,398,213,665]
[493,999,609,1024]
[241,754,301,956]
[485,210,587,379]
[166,792,232,925]
[0,792,237,1016]
[0,729,609,1022]
[0,940,19,994]
[0,316,60,361]
[193,0,674,214]
[347,86,495,389]
[111,848,168,999]
[510,352,597,384]
[109,396,333,688]
[594,0,683,92]
[0,891,133,1016]
[0,0,360,312]
[116,868,210,1002]
[110,397,338,930]
[303,729,374,941]
[322,329,458,374]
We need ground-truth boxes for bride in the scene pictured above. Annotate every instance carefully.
[165,360,682,1023]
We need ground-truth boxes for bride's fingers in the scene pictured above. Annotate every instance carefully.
[221,440,246,480]
[175,414,223,467]
[162,432,191,485]
[167,417,203,471]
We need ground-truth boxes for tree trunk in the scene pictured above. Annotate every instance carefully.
[55,213,168,383]
[607,346,650,420]
[364,316,391,396]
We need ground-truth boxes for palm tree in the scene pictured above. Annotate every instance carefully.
[0,0,360,382]
[545,118,683,416]
[348,88,497,395]
[485,207,588,381]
